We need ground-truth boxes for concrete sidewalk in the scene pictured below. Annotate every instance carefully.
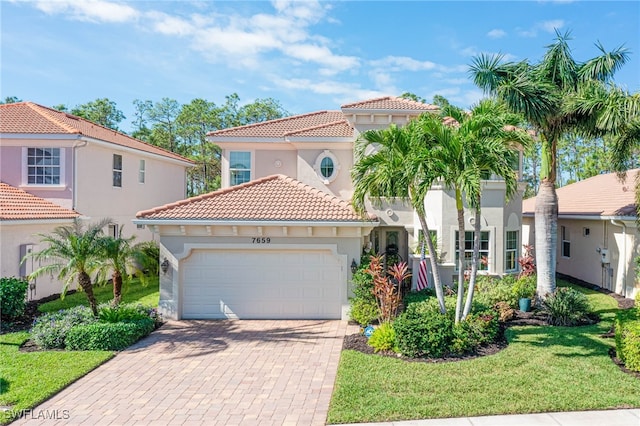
[337,409,640,426]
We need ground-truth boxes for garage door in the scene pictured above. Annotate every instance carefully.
[182,248,343,319]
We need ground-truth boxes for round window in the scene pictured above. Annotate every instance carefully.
[313,150,340,183]
[320,157,334,178]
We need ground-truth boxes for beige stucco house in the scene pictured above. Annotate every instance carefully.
[136,96,528,320]
[0,102,193,300]
[522,170,639,299]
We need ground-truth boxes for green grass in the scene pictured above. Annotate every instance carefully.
[0,332,114,424]
[328,280,640,424]
[38,277,159,313]
[0,278,159,425]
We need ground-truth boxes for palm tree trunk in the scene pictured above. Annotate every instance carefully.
[535,180,558,297]
[78,271,98,316]
[455,190,466,323]
[462,201,482,320]
[416,214,446,314]
[112,270,123,305]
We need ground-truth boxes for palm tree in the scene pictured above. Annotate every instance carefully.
[27,218,111,316]
[470,30,632,297]
[414,100,532,321]
[352,122,447,313]
[97,228,140,305]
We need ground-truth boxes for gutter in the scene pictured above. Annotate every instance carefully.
[609,219,628,298]
[132,219,380,228]
[72,139,88,211]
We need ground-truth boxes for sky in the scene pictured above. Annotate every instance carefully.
[2,0,639,133]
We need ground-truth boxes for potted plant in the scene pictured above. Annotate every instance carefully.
[513,274,536,312]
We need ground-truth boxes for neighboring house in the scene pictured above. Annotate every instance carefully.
[137,96,527,320]
[522,170,639,299]
[0,102,193,300]
[0,182,80,299]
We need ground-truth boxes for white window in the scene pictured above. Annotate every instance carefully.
[113,154,122,187]
[230,151,251,186]
[561,226,571,258]
[108,223,119,238]
[313,150,340,183]
[138,160,145,184]
[25,147,62,185]
[505,230,519,272]
[455,231,490,271]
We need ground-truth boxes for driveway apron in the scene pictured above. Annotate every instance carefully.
[16,320,348,425]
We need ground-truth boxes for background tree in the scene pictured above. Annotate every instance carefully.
[470,30,633,297]
[71,98,125,130]
[27,219,111,316]
[1,96,22,104]
[97,228,139,305]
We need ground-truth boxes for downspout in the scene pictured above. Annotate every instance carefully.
[610,219,627,298]
[72,138,88,211]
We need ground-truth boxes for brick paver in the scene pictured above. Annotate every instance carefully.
[14,320,349,425]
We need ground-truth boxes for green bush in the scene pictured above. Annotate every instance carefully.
[394,298,456,358]
[30,306,97,349]
[542,287,591,326]
[98,302,158,323]
[367,323,397,353]
[0,277,29,319]
[403,288,435,307]
[349,298,379,326]
[512,274,536,300]
[453,311,500,353]
[615,308,640,372]
[66,318,155,351]
[474,274,518,308]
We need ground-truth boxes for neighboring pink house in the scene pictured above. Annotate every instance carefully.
[136,96,527,320]
[0,102,193,300]
[522,170,639,299]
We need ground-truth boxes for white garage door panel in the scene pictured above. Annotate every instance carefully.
[182,249,343,319]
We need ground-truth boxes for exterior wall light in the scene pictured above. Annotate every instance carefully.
[161,258,170,274]
[351,259,358,274]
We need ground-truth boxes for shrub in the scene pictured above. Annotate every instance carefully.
[394,298,456,358]
[0,277,29,319]
[368,323,397,353]
[403,288,435,307]
[133,240,160,277]
[349,298,379,326]
[542,287,591,326]
[512,274,536,300]
[31,306,97,349]
[98,303,155,323]
[494,301,515,322]
[474,274,518,308]
[368,255,410,324]
[454,311,500,353]
[615,308,640,372]
[66,318,155,351]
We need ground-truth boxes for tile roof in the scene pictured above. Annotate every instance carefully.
[341,96,439,111]
[522,170,638,217]
[0,102,193,164]
[285,120,354,138]
[137,174,372,222]
[208,111,350,138]
[0,182,80,221]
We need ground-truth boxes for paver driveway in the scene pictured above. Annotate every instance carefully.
[16,320,349,425]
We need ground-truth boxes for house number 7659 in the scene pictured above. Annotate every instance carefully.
[252,237,271,244]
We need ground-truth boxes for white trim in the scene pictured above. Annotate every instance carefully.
[0,218,78,225]
[78,136,194,167]
[313,150,340,184]
[21,146,66,186]
[523,213,637,221]
[133,218,378,227]
[1,133,80,141]
[228,150,254,186]
[175,243,343,261]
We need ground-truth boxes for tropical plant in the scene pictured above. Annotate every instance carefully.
[367,322,397,353]
[26,218,111,316]
[470,30,638,297]
[0,277,29,319]
[542,287,592,326]
[352,121,447,313]
[422,99,532,321]
[366,255,411,324]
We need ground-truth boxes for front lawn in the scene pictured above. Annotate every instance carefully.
[0,332,113,425]
[0,278,159,425]
[328,281,640,424]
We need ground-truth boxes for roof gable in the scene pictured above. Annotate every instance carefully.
[522,170,638,217]
[136,174,370,222]
[0,102,193,164]
[0,182,80,221]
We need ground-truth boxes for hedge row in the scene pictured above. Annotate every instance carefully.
[66,318,155,351]
[615,308,640,373]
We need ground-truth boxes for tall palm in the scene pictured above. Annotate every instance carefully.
[352,122,447,313]
[415,100,531,321]
[470,30,631,296]
[97,228,140,305]
[27,218,111,316]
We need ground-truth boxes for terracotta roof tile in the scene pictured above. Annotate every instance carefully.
[0,182,80,221]
[137,175,372,222]
[0,102,193,164]
[285,120,354,138]
[207,111,349,138]
[341,96,438,111]
[522,170,638,217]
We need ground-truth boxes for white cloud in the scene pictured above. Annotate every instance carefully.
[34,0,139,23]
[370,56,437,72]
[518,19,565,37]
[146,11,195,36]
[283,44,359,72]
[487,29,506,39]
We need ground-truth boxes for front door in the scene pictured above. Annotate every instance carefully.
[369,227,409,265]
